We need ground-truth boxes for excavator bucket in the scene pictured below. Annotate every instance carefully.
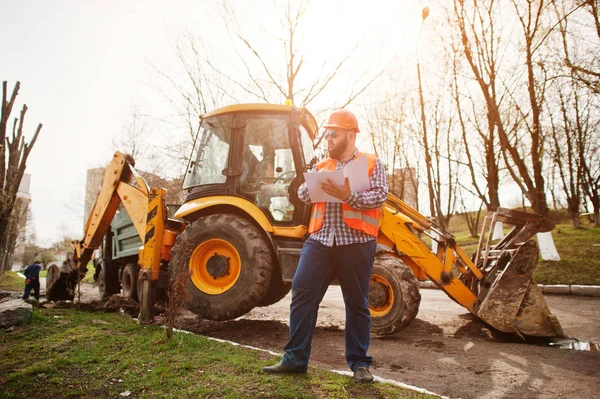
[46,258,79,301]
[472,208,564,338]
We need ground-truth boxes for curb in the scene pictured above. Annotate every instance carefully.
[419,281,600,297]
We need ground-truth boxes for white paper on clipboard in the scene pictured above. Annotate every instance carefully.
[303,156,370,203]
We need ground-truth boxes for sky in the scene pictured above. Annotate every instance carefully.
[1,0,435,245]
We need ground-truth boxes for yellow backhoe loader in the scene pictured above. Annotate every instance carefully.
[47,104,563,338]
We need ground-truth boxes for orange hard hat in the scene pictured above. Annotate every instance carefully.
[323,109,360,132]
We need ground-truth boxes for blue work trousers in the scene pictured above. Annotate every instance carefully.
[281,238,376,371]
[23,279,40,300]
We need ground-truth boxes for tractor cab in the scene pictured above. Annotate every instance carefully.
[181,104,317,227]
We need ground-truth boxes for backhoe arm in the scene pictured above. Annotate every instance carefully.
[379,193,563,338]
[73,152,150,276]
[46,152,177,311]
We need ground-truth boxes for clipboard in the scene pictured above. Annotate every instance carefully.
[303,156,370,202]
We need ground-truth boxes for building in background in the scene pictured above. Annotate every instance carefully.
[11,174,31,270]
[388,167,417,209]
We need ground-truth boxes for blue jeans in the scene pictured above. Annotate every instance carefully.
[281,238,376,371]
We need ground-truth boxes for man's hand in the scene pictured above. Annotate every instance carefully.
[321,177,351,202]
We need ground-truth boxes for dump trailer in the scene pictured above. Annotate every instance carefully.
[47,104,563,338]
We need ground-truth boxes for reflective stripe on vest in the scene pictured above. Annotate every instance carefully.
[342,210,380,228]
[308,152,381,238]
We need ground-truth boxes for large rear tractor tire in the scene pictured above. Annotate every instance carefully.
[369,255,421,335]
[257,265,291,307]
[121,263,140,300]
[170,213,273,320]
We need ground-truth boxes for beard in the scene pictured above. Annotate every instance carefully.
[328,135,349,160]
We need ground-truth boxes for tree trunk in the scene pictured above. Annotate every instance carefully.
[464,209,483,238]
[0,82,42,274]
[566,197,581,229]
[593,200,600,227]
[0,232,8,273]
[417,63,437,220]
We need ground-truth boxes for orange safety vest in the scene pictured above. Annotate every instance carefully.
[308,152,381,237]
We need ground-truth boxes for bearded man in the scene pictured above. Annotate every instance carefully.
[262,109,388,383]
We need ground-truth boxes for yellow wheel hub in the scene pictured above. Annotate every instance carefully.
[189,239,241,295]
[369,274,395,317]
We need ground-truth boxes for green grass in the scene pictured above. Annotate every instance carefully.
[534,222,600,285]
[0,263,96,293]
[0,271,24,291]
[81,262,95,284]
[0,309,433,399]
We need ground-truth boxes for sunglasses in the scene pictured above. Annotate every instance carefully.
[325,130,341,139]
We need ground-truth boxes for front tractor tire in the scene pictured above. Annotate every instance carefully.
[170,213,274,321]
[369,255,421,335]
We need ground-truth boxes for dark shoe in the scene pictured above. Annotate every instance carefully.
[262,361,307,374]
[353,367,374,383]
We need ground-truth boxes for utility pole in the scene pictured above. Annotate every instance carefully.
[416,7,436,221]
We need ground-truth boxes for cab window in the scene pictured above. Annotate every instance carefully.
[239,117,296,222]
[184,115,232,188]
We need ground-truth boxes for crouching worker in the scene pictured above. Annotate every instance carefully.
[23,259,42,301]
[262,110,388,383]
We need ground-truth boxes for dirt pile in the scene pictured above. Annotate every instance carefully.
[44,295,140,317]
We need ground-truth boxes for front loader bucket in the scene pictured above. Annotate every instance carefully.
[476,240,564,337]
[514,283,564,337]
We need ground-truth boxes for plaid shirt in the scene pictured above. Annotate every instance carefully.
[298,149,389,247]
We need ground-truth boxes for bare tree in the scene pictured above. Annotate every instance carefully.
[366,89,420,209]
[506,0,554,216]
[428,86,460,229]
[112,106,151,165]
[459,193,485,238]
[453,0,556,216]
[547,73,592,228]
[219,0,383,109]
[148,0,385,179]
[397,76,461,227]
[555,0,600,94]
[0,82,41,274]
[578,106,600,225]
[448,0,504,213]
[551,0,600,225]
[416,18,438,221]
[147,32,234,176]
